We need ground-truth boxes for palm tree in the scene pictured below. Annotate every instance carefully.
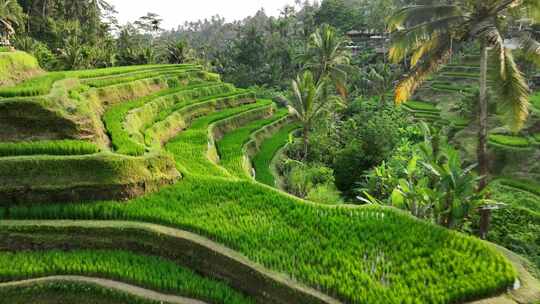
[302,24,352,98]
[0,0,25,47]
[166,40,193,64]
[289,71,327,159]
[388,1,539,191]
[388,1,540,239]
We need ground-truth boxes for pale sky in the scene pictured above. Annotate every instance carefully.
[108,0,300,30]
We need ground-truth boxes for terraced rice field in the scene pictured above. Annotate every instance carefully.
[488,134,532,150]
[0,63,525,304]
[402,100,443,123]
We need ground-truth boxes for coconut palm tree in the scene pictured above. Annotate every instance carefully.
[289,71,328,159]
[0,0,25,47]
[302,24,352,98]
[388,1,540,191]
[388,1,540,239]
[166,40,194,64]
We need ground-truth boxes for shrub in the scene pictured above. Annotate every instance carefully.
[306,184,343,204]
[284,162,336,197]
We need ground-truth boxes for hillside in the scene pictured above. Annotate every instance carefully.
[0,51,538,304]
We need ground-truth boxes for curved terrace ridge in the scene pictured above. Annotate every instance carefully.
[0,276,209,304]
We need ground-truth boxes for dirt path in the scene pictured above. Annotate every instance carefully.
[0,275,209,304]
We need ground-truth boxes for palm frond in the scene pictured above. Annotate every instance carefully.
[523,0,540,22]
[411,35,441,67]
[520,32,540,65]
[395,38,453,104]
[489,47,530,132]
[388,5,462,31]
[389,16,467,63]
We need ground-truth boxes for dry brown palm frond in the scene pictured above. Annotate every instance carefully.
[395,37,453,104]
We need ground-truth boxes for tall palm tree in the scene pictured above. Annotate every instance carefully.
[302,24,352,98]
[389,1,540,239]
[0,0,25,47]
[388,1,540,191]
[166,40,193,64]
[289,71,328,159]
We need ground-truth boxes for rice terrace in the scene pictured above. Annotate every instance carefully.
[0,0,539,303]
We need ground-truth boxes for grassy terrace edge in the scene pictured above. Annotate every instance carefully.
[0,249,252,304]
[252,122,301,187]
[0,221,336,304]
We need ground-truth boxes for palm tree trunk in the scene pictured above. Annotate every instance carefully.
[478,40,491,239]
[302,123,310,160]
[478,40,489,190]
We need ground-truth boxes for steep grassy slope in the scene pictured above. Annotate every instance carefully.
[0,51,43,87]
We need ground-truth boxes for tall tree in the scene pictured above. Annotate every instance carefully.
[302,23,352,97]
[289,71,328,159]
[388,0,540,238]
[0,0,25,47]
[135,12,163,36]
[165,39,193,64]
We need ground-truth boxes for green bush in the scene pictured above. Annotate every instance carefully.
[0,250,253,304]
[284,162,338,198]
[306,184,343,204]
[0,140,100,157]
